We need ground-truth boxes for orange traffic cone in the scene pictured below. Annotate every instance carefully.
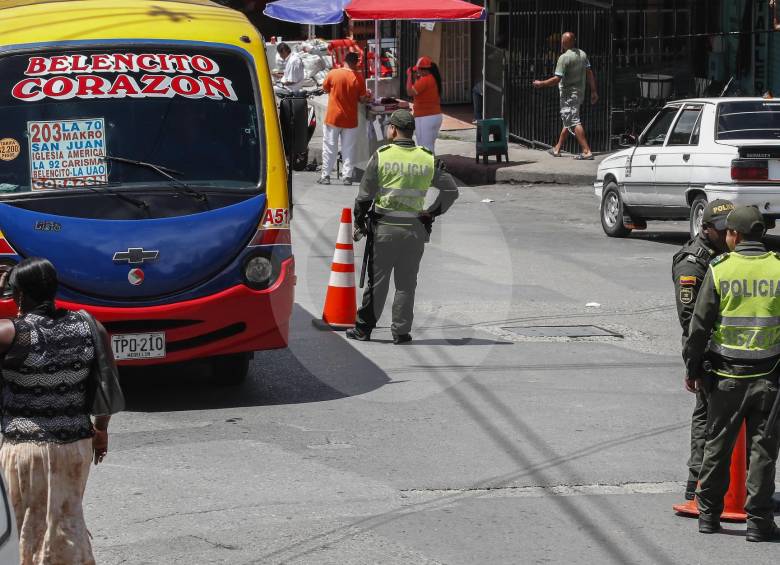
[312,208,357,330]
[673,422,747,522]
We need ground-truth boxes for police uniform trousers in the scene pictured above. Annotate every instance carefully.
[697,374,780,530]
[688,390,708,483]
[356,222,426,336]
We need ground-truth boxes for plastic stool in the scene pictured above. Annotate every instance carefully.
[476,118,509,164]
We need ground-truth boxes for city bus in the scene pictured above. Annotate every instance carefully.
[0,0,295,383]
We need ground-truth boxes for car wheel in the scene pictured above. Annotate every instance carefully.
[689,195,707,239]
[211,353,251,386]
[600,182,631,237]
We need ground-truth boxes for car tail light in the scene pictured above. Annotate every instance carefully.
[731,159,768,181]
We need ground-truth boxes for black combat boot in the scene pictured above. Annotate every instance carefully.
[346,327,371,341]
[746,525,780,542]
[393,333,412,345]
[698,517,721,534]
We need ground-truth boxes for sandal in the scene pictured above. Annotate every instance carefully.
[547,148,562,157]
[574,154,594,160]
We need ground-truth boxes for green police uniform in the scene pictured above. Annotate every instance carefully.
[672,199,733,496]
[684,207,780,537]
[351,112,458,341]
[673,234,718,491]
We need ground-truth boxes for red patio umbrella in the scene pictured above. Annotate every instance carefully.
[344,0,485,21]
[344,0,486,99]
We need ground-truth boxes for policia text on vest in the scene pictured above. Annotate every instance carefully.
[717,278,780,297]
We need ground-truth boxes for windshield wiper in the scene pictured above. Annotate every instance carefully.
[103,155,208,203]
[82,182,150,212]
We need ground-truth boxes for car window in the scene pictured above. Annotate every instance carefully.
[717,100,780,140]
[640,107,679,146]
[690,111,702,145]
[667,107,703,145]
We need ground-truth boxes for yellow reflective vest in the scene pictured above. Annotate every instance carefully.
[710,251,780,377]
[375,144,435,217]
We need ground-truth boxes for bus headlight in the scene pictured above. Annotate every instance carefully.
[244,256,273,286]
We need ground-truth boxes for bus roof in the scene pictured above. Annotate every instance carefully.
[0,0,260,48]
[0,0,229,11]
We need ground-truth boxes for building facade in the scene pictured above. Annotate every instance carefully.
[401,0,780,152]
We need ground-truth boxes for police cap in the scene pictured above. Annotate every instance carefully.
[701,199,734,230]
[725,205,766,236]
[389,109,415,131]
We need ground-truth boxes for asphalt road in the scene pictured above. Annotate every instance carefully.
[86,173,780,564]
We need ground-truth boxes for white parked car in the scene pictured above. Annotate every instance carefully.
[595,97,780,238]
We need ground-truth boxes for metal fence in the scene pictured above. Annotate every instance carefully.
[505,1,613,153]
[397,22,420,98]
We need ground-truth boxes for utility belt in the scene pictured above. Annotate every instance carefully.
[702,355,780,385]
[370,210,434,233]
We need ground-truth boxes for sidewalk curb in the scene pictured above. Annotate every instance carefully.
[306,133,599,186]
[438,155,597,186]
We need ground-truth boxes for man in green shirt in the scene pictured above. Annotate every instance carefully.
[532,32,599,160]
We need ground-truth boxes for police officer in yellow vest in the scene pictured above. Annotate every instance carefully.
[346,109,458,343]
[684,206,780,541]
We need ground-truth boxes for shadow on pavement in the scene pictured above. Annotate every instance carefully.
[628,231,780,252]
[120,304,390,412]
[370,337,512,346]
[438,154,532,186]
[627,231,689,246]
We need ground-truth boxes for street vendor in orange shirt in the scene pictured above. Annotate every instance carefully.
[318,52,371,185]
[406,55,443,153]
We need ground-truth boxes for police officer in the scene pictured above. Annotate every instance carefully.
[684,206,780,541]
[346,109,458,344]
[672,199,734,501]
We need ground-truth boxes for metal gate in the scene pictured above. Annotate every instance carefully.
[440,23,472,103]
[505,0,612,153]
[398,21,420,98]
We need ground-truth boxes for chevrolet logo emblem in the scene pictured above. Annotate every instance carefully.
[113,248,159,264]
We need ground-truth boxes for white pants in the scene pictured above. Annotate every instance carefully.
[321,125,359,180]
[414,113,443,153]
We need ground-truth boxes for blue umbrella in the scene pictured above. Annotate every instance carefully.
[263,0,350,25]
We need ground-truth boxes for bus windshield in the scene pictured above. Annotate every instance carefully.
[716,100,780,140]
[0,47,262,195]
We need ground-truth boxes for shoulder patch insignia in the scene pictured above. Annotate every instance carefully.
[686,255,698,263]
[679,287,694,304]
[710,253,729,266]
[679,275,697,286]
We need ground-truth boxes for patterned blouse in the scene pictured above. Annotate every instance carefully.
[1,311,95,443]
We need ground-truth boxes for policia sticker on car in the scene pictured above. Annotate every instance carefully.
[28,118,107,190]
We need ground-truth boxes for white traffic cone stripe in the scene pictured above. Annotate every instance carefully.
[336,222,352,245]
[328,270,355,288]
[332,249,355,265]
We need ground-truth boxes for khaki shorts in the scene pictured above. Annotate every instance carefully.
[560,93,582,130]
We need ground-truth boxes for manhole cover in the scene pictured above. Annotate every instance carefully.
[501,325,623,338]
